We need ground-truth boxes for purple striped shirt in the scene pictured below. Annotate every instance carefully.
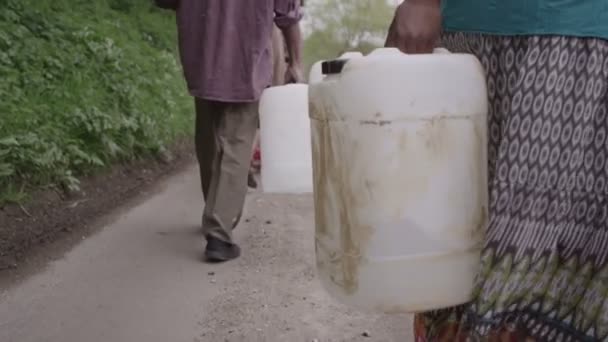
[173,0,302,102]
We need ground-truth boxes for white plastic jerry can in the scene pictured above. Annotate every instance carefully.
[259,84,313,193]
[309,48,489,313]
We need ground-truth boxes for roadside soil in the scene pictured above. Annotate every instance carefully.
[0,139,195,275]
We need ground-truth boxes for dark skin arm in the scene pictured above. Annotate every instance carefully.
[385,0,442,54]
[280,23,304,83]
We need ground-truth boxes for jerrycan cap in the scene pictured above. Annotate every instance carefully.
[321,59,349,75]
[321,51,364,75]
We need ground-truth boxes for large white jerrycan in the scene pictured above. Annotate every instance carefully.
[309,47,488,313]
[309,52,364,84]
[259,84,313,193]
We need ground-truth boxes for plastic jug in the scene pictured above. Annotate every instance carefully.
[259,84,313,193]
[309,48,488,313]
[309,52,364,84]
[309,61,325,84]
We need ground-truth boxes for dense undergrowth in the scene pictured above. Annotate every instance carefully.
[0,0,192,203]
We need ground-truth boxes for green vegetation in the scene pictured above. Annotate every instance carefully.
[303,0,395,70]
[0,0,395,204]
[0,0,192,203]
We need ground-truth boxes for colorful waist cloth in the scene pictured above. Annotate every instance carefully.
[415,32,608,342]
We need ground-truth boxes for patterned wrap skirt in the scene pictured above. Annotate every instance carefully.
[414,33,608,341]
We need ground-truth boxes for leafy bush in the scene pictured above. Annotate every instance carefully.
[0,0,192,202]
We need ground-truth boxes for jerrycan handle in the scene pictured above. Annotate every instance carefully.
[321,48,450,75]
[433,47,450,54]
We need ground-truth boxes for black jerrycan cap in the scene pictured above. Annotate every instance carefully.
[321,59,350,75]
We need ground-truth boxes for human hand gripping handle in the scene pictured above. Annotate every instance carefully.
[285,62,304,84]
[281,23,305,84]
[385,0,442,54]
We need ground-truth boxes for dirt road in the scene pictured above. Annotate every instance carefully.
[0,165,412,342]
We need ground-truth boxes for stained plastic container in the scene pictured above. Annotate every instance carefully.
[309,48,488,313]
[259,84,312,193]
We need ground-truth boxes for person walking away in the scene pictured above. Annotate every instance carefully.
[386,0,608,340]
[155,0,304,262]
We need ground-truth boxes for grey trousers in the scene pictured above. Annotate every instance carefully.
[195,98,259,244]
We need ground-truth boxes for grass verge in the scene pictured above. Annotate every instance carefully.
[0,0,192,204]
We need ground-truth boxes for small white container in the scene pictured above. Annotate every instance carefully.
[259,84,312,193]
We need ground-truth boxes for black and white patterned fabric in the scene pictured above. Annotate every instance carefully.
[420,33,608,342]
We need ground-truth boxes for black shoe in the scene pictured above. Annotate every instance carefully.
[204,236,241,263]
[248,172,258,189]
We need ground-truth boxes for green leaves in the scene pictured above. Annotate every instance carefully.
[0,137,19,147]
[0,163,14,178]
[0,0,193,204]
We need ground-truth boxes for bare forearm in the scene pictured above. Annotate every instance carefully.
[280,23,302,66]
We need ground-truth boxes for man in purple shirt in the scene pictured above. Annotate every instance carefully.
[156,0,303,262]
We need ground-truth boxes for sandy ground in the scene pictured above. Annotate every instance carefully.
[0,165,412,342]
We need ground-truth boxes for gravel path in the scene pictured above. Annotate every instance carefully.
[0,165,412,342]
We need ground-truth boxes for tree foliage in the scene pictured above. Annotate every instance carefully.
[303,0,396,70]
